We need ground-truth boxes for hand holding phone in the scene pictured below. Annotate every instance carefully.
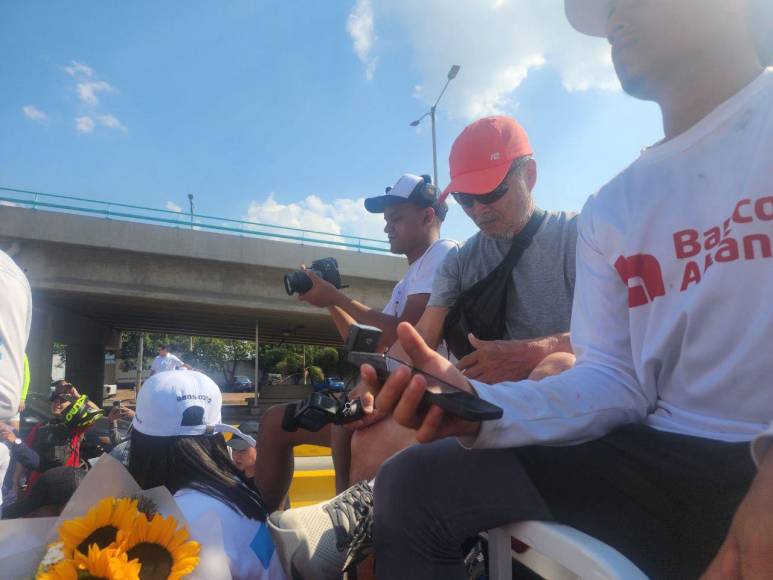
[347,351,503,422]
[380,323,495,442]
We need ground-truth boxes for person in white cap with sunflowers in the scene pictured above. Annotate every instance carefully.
[266,1,773,579]
[128,371,286,579]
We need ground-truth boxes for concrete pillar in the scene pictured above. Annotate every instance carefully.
[65,343,106,406]
[26,306,55,397]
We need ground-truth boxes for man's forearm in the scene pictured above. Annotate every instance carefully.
[328,306,357,342]
[331,294,399,346]
[541,332,573,355]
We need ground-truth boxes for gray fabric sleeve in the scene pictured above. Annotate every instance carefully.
[564,215,579,294]
[428,245,462,308]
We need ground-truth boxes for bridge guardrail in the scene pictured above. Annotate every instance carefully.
[0,186,391,254]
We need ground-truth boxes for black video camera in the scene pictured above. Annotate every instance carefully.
[283,257,342,295]
[281,392,364,433]
[280,324,382,433]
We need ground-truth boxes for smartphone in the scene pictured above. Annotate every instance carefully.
[346,351,503,422]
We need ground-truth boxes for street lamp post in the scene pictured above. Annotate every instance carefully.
[410,65,461,188]
[187,194,195,230]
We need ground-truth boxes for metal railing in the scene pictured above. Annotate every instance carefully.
[0,186,391,253]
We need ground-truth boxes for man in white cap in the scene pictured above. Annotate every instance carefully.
[254,174,456,512]
[267,1,773,579]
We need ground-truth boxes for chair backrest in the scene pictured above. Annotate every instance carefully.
[487,521,649,580]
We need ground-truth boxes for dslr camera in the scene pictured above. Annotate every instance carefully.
[283,257,342,295]
[281,324,383,433]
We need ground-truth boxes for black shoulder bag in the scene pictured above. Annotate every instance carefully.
[442,208,547,359]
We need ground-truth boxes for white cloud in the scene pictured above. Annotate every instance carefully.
[165,201,183,212]
[22,105,48,122]
[63,61,95,78]
[76,80,116,106]
[377,0,619,119]
[61,61,127,133]
[96,113,127,132]
[75,116,95,133]
[347,0,377,80]
[245,193,387,242]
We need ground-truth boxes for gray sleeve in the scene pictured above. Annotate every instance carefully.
[564,215,579,294]
[428,245,462,308]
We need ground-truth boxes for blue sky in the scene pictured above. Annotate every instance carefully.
[1,0,663,244]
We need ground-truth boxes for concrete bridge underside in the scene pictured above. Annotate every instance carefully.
[1,206,405,402]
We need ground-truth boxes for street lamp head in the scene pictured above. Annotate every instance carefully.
[447,65,461,80]
[187,194,194,201]
[409,119,421,127]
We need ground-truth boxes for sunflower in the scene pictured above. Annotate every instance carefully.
[37,545,140,580]
[59,497,141,557]
[118,513,200,580]
[36,559,77,580]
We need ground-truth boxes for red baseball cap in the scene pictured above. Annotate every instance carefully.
[440,116,533,203]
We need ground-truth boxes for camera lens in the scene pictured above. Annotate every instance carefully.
[283,270,313,295]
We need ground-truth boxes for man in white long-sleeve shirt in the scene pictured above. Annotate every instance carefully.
[265,1,773,579]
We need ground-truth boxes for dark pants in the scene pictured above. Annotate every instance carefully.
[373,425,756,580]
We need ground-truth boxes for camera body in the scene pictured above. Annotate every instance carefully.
[281,393,364,432]
[281,324,381,433]
[343,323,382,353]
[283,257,342,295]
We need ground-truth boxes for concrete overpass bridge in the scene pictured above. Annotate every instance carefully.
[0,190,405,402]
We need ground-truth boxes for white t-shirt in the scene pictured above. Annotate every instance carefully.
[382,239,458,318]
[151,353,185,374]
[467,68,773,449]
[174,488,286,580]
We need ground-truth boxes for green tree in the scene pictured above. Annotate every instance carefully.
[190,338,254,384]
[262,347,290,373]
[312,347,339,375]
[274,352,304,376]
[307,365,324,383]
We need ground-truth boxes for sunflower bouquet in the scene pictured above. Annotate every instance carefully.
[36,496,200,580]
[0,454,230,580]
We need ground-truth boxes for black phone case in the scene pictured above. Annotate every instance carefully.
[346,351,503,422]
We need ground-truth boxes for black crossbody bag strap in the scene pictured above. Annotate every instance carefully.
[442,208,547,359]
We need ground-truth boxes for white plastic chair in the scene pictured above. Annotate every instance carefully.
[486,521,649,580]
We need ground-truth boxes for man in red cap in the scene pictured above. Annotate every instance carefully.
[268,1,773,579]
[408,115,578,382]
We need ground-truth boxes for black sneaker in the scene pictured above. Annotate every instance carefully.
[267,481,374,580]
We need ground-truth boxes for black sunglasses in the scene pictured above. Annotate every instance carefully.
[450,157,530,208]
[452,180,509,208]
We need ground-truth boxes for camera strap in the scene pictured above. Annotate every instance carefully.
[442,207,547,359]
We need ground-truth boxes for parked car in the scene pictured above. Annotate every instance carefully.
[229,376,254,392]
[312,377,346,392]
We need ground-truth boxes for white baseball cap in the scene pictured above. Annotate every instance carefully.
[364,173,446,220]
[565,0,609,38]
[132,371,256,446]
